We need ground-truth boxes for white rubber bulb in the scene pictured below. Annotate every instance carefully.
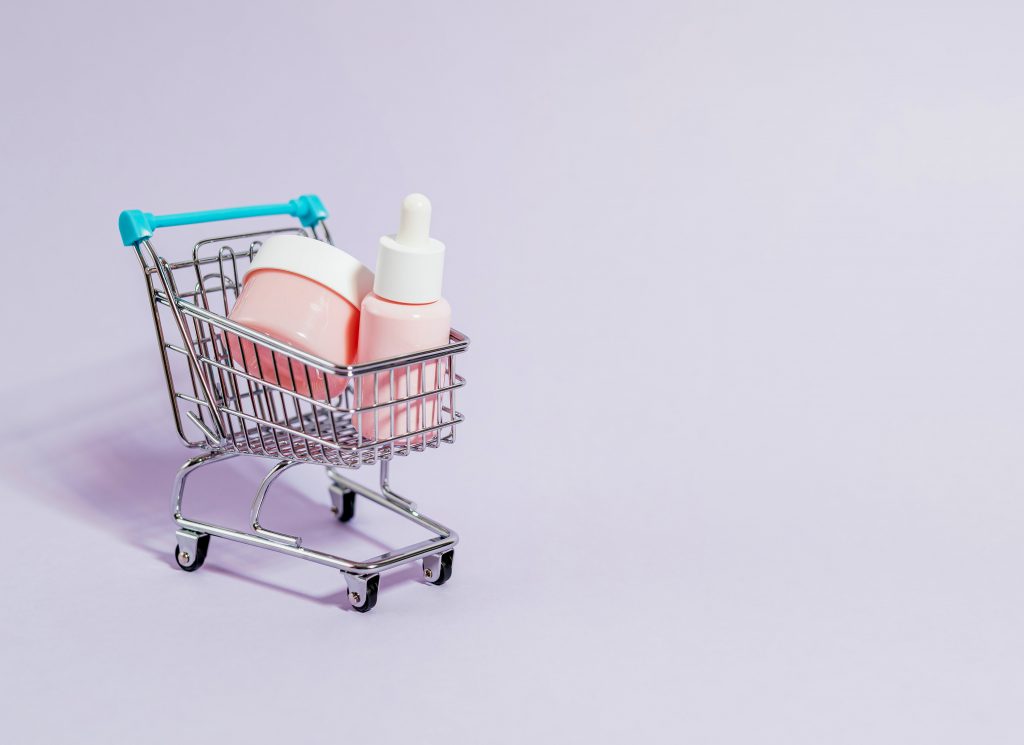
[395,193,432,249]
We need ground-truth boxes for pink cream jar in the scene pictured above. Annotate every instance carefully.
[226,234,373,401]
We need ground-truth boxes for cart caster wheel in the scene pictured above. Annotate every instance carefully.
[423,550,454,586]
[348,574,379,613]
[174,533,209,572]
[332,487,356,523]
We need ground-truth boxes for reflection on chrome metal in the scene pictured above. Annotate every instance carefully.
[422,553,441,580]
[250,460,303,547]
[175,529,201,567]
[131,217,468,611]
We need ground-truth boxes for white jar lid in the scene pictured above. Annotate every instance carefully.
[245,234,374,309]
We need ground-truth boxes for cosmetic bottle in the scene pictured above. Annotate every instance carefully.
[354,193,451,442]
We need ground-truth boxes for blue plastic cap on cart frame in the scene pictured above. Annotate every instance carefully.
[289,194,329,227]
[119,209,153,246]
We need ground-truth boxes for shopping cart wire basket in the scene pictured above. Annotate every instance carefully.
[118,195,468,612]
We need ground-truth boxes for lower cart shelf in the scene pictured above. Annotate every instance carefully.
[171,453,457,613]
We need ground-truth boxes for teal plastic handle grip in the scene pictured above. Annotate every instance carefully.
[118,194,328,246]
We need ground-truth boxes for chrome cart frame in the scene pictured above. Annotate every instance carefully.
[118,195,468,612]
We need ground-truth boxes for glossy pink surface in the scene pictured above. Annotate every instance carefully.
[353,293,452,443]
[226,268,359,400]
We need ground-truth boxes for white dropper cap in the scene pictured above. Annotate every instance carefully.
[373,193,446,304]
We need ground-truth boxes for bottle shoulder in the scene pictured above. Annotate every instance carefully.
[361,293,451,320]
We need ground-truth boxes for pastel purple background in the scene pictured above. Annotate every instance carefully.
[2,1,1023,742]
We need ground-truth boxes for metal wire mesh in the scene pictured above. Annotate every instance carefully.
[138,227,467,468]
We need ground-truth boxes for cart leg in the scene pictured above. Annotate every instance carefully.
[327,468,357,523]
[249,460,303,546]
[171,450,237,572]
[378,460,417,511]
[379,461,456,585]
[330,461,458,587]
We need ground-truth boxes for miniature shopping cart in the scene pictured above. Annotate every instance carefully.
[118,195,468,612]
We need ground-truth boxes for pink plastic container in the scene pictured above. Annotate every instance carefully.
[226,234,373,401]
[354,293,452,443]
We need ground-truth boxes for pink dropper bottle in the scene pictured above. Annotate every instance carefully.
[354,194,451,442]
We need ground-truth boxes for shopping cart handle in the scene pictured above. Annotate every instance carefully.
[118,194,328,246]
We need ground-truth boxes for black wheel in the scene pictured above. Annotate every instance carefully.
[349,574,379,613]
[426,550,454,586]
[174,534,209,572]
[333,487,357,523]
